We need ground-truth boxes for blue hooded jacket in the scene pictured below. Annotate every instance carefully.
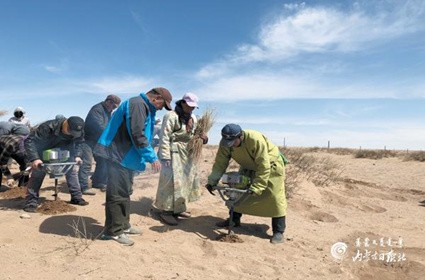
[94,93,157,171]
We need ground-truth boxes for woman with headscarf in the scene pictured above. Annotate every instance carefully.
[155,92,208,226]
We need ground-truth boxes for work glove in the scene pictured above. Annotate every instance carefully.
[205,184,215,196]
[247,187,258,196]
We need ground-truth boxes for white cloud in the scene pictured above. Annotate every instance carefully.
[43,65,62,73]
[0,75,156,100]
[194,1,425,101]
[232,1,425,64]
[195,71,411,100]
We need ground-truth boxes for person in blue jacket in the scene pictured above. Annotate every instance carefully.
[94,87,172,246]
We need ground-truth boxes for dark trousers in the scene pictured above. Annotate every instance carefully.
[1,153,28,186]
[104,161,134,236]
[92,155,108,187]
[78,143,93,190]
[25,165,82,207]
[79,143,109,190]
[232,212,286,234]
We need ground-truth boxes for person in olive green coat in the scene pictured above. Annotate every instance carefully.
[206,124,287,244]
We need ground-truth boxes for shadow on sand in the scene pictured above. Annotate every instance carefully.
[39,215,103,238]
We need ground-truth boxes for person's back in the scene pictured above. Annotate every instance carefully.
[24,118,78,162]
[84,96,119,145]
[0,121,14,136]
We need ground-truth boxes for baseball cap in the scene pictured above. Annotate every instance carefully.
[151,87,173,111]
[182,92,199,108]
[220,124,242,147]
[67,116,85,138]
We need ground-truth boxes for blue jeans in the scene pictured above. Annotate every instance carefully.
[78,143,108,190]
[25,165,82,207]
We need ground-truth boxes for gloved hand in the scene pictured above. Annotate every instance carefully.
[247,188,256,196]
[205,184,215,195]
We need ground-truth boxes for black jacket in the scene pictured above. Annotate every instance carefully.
[84,102,111,146]
[24,118,83,162]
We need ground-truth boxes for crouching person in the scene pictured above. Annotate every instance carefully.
[205,124,287,244]
[23,116,89,212]
[0,134,29,187]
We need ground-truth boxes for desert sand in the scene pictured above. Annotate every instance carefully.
[0,146,424,280]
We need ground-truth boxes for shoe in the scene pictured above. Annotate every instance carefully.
[70,198,89,206]
[159,213,178,226]
[23,204,37,213]
[82,189,96,196]
[216,219,241,228]
[101,233,134,246]
[174,211,191,219]
[94,184,107,192]
[123,227,142,235]
[270,232,284,244]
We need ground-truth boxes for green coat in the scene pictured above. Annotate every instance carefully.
[208,130,287,217]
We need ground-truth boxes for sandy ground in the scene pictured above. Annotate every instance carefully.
[0,146,424,280]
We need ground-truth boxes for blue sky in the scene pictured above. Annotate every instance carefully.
[1,0,425,150]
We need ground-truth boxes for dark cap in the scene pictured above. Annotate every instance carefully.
[150,87,173,111]
[105,94,121,105]
[220,123,242,147]
[67,116,85,138]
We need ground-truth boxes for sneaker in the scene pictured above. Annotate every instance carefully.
[123,227,142,235]
[70,198,89,206]
[82,189,96,196]
[159,213,178,226]
[270,232,284,244]
[23,204,37,213]
[93,184,107,192]
[101,233,134,246]
[215,219,241,228]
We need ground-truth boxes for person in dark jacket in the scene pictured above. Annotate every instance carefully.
[23,116,89,213]
[78,94,121,195]
[0,134,29,187]
[94,87,172,246]
[0,121,30,137]
[0,121,30,187]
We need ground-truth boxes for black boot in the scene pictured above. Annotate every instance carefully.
[271,216,286,244]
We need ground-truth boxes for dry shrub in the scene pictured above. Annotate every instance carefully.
[354,149,396,159]
[188,108,215,162]
[403,151,425,162]
[327,147,357,155]
[67,216,98,256]
[0,110,7,117]
[281,147,342,198]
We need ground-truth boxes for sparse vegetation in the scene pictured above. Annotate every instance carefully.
[354,149,397,159]
[403,151,425,162]
[281,147,343,198]
[67,216,97,256]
